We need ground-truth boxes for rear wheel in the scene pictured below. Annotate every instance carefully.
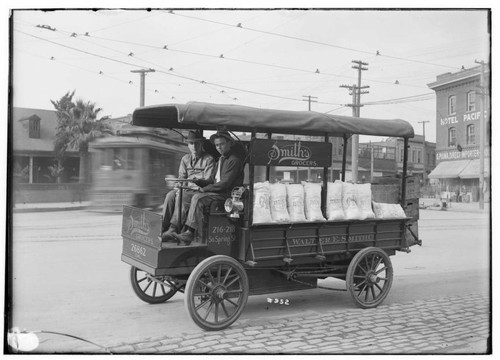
[184,255,249,331]
[346,247,393,308]
[130,266,178,304]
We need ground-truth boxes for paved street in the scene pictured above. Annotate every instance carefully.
[103,292,489,354]
[8,205,491,354]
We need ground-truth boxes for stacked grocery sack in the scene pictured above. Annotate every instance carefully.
[252,180,406,224]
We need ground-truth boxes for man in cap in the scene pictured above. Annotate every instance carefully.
[161,130,215,241]
[173,130,245,244]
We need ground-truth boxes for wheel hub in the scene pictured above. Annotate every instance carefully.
[213,285,226,301]
[367,272,379,284]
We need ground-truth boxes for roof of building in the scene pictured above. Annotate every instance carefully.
[427,65,489,90]
[12,107,61,152]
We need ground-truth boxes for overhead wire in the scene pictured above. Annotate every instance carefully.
[169,11,464,71]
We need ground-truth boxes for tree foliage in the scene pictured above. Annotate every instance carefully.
[51,90,112,159]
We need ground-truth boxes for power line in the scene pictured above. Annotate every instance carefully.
[168,11,464,71]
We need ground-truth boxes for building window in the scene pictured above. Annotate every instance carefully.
[28,115,41,139]
[399,148,404,162]
[467,91,476,112]
[417,150,421,163]
[448,95,456,115]
[466,124,476,145]
[448,127,456,147]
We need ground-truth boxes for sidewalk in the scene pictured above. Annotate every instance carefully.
[419,198,490,213]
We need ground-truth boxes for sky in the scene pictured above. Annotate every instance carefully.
[9,5,492,144]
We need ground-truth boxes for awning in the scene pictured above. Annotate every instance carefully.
[458,159,490,179]
[428,160,471,179]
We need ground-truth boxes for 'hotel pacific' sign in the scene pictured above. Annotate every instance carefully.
[250,139,332,167]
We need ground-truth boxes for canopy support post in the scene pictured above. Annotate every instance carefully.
[341,135,348,182]
[266,132,272,181]
[322,134,329,216]
[401,137,409,206]
[248,131,256,225]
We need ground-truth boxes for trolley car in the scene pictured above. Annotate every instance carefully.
[121,102,422,330]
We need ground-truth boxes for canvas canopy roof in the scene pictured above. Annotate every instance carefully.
[132,102,415,138]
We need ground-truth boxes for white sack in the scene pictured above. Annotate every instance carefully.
[342,182,363,220]
[372,202,407,219]
[269,182,290,222]
[286,184,306,222]
[252,181,273,224]
[303,182,326,221]
[356,183,376,219]
[326,180,346,220]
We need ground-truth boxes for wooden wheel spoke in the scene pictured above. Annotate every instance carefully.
[374,256,383,271]
[225,289,243,294]
[217,264,222,283]
[195,297,211,311]
[370,285,377,300]
[357,283,368,296]
[354,279,367,290]
[143,280,152,292]
[357,264,368,275]
[222,267,233,285]
[137,276,148,284]
[376,266,388,275]
[225,274,241,288]
[220,301,230,317]
[198,279,213,289]
[225,297,239,307]
[374,282,384,293]
[203,301,215,320]
[214,302,219,322]
[152,282,158,297]
[207,269,216,286]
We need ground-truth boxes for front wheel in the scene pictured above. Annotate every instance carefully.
[346,247,393,308]
[184,255,249,331]
[130,266,178,304]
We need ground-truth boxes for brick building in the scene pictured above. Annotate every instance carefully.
[427,65,490,202]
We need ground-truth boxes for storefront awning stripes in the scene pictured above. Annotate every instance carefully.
[458,159,490,179]
[427,160,470,179]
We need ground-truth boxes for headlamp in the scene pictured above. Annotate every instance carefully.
[224,187,245,218]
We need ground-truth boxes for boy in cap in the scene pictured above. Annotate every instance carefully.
[173,131,245,244]
[161,130,215,241]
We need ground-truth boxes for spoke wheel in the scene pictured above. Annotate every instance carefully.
[346,247,393,309]
[184,255,249,331]
[130,266,178,304]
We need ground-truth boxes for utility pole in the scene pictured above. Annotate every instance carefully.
[302,95,318,181]
[131,68,155,107]
[475,60,488,210]
[340,60,369,183]
[418,120,430,185]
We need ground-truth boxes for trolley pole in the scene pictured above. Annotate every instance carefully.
[131,68,155,107]
[474,60,488,210]
[418,120,430,185]
[340,60,369,183]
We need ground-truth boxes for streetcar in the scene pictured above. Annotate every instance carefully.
[121,102,422,331]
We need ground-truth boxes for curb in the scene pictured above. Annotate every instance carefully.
[12,206,88,213]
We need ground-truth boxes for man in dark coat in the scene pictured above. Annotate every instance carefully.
[173,131,244,244]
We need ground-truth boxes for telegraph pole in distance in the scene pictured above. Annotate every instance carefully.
[418,120,430,185]
[302,95,318,111]
[474,59,488,210]
[131,68,155,107]
[340,60,369,183]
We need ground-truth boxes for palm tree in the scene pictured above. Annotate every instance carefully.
[51,91,112,183]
